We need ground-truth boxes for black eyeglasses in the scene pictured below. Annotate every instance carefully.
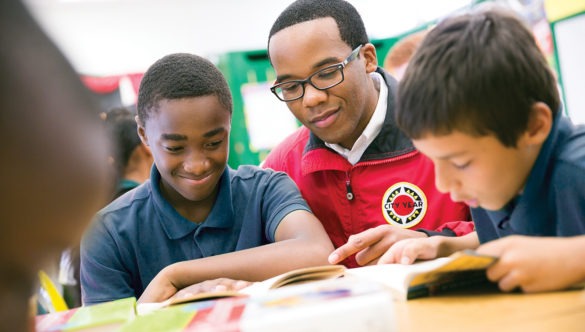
[270,45,362,102]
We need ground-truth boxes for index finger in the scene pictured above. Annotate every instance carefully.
[328,228,382,264]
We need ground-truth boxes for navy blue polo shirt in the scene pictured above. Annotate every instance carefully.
[81,165,310,305]
[474,114,585,243]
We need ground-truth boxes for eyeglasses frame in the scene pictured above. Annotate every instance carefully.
[270,44,363,102]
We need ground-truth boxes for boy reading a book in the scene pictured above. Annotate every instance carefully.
[81,53,334,305]
[330,8,585,293]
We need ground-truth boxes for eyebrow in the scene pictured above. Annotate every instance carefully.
[203,127,226,138]
[161,133,187,141]
[160,128,226,141]
[435,151,468,160]
[160,127,226,141]
[276,56,341,83]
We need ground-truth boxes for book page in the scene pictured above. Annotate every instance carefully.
[137,290,245,315]
[344,251,497,300]
[344,257,453,300]
[241,265,346,295]
[137,265,346,315]
[240,277,395,332]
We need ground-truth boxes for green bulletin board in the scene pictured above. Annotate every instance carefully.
[217,50,300,168]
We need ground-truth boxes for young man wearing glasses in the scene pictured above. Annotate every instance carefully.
[263,0,474,268]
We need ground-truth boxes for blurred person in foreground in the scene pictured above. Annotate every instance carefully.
[0,0,111,330]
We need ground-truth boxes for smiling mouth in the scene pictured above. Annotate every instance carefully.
[310,109,339,128]
[179,173,212,183]
[310,109,337,122]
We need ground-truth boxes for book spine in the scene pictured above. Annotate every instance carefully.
[407,270,496,300]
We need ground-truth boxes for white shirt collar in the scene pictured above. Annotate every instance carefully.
[325,72,387,165]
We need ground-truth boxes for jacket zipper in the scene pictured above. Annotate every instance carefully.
[345,172,354,201]
[344,150,419,201]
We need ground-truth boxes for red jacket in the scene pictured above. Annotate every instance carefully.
[263,69,473,268]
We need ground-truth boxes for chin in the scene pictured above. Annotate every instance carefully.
[179,190,207,202]
[315,131,345,145]
[482,201,508,211]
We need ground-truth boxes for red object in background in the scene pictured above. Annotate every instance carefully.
[81,73,144,105]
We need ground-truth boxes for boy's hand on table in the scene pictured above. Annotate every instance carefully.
[138,267,179,303]
[477,235,585,293]
[328,225,427,266]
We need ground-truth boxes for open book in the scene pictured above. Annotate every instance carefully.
[137,264,346,315]
[138,250,497,314]
[345,249,498,300]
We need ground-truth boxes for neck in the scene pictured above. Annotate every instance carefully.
[339,73,381,149]
[160,179,218,224]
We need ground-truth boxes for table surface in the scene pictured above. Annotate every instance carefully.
[393,288,585,331]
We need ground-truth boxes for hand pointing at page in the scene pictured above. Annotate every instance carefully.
[328,225,427,266]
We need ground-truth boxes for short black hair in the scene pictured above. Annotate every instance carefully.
[103,107,141,176]
[396,8,560,147]
[137,53,232,123]
[268,0,369,56]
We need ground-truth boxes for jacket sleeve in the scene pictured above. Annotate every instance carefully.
[417,220,475,237]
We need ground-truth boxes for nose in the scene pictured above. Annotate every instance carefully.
[301,82,327,107]
[433,162,453,194]
[183,150,210,176]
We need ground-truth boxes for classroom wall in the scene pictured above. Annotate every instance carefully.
[23,0,471,76]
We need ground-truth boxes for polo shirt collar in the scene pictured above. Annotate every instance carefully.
[151,166,234,240]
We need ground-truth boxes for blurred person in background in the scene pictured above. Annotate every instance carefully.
[103,106,153,199]
[383,29,428,81]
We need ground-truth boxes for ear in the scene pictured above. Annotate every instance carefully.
[139,143,153,157]
[135,115,149,147]
[361,43,378,73]
[518,102,553,148]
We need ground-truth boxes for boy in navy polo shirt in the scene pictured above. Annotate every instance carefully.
[80,53,334,305]
[338,8,585,293]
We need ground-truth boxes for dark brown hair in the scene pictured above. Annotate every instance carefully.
[396,8,560,147]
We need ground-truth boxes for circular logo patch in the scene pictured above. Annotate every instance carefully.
[381,182,427,228]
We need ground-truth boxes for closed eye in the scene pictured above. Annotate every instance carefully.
[315,66,339,79]
[453,161,471,170]
[280,82,301,92]
[164,146,183,153]
[205,140,223,149]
